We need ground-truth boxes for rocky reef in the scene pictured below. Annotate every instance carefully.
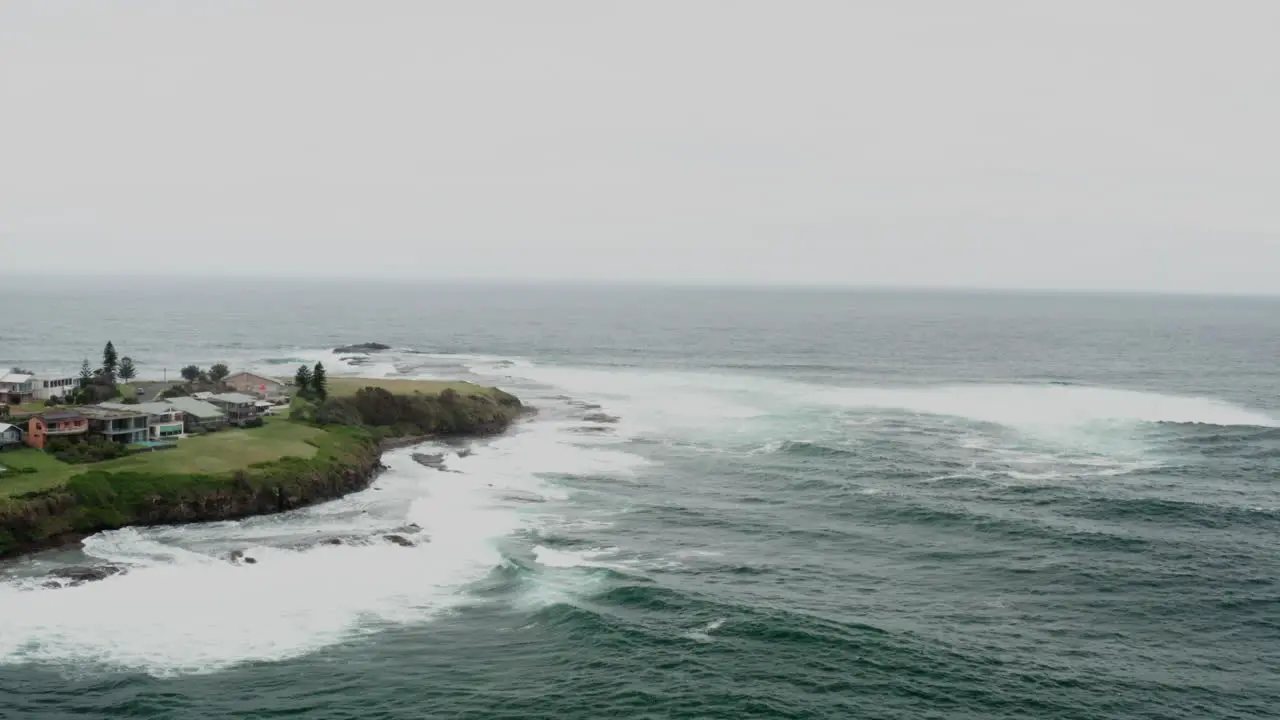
[333,342,391,353]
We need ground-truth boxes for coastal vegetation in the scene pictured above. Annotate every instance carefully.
[158,362,234,399]
[66,341,136,404]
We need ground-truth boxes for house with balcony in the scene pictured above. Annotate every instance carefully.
[100,402,186,440]
[25,410,89,450]
[0,371,38,404]
[78,406,150,444]
[207,393,261,426]
[162,397,228,432]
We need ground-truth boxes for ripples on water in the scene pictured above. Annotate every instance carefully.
[1,288,1279,719]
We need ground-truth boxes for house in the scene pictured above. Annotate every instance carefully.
[1,372,80,404]
[78,406,150,444]
[25,410,89,450]
[0,423,23,450]
[0,371,37,404]
[207,393,261,426]
[223,372,287,400]
[100,402,185,440]
[36,376,79,401]
[163,397,228,432]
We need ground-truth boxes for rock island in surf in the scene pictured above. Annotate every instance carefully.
[0,374,525,559]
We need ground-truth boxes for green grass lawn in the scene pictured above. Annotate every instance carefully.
[0,420,326,496]
[323,376,502,399]
[7,400,48,415]
[0,448,82,498]
[97,419,323,475]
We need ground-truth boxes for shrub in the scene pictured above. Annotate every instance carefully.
[313,386,516,437]
[290,396,317,423]
[315,398,364,426]
[54,436,128,464]
[73,383,118,404]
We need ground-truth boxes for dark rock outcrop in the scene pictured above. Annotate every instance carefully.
[334,342,391,353]
[570,426,613,434]
[43,564,127,588]
[383,534,415,547]
[228,550,259,565]
[411,453,446,469]
[583,413,620,424]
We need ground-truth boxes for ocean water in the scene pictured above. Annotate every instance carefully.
[0,281,1278,719]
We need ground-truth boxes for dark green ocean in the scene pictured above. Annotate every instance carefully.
[1,283,1278,719]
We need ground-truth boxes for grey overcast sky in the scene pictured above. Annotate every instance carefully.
[2,1,1279,292]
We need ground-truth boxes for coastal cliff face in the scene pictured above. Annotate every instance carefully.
[0,388,528,559]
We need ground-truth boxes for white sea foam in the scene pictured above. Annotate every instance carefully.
[0,414,647,677]
[532,545,620,569]
[685,617,727,643]
[813,384,1278,429]
[491,361,1277,432]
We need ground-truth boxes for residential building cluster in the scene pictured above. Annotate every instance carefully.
[0,371,289,452]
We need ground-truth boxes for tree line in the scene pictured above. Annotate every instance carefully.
[65,342,239,404]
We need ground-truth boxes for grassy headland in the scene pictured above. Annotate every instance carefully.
[0,418,323,499]
[0,379,525,558]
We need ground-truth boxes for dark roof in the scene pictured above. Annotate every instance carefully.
[209,392,258,404]
[162,397,226,419]
[40,410,85,421]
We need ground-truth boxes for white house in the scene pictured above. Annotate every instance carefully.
[0,371,79,402]
[36,375,78,401]
[0,371,36,403]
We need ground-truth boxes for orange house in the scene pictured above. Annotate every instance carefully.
[26,410,89,450]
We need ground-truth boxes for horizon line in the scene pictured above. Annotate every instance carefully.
[6,273,1280,299]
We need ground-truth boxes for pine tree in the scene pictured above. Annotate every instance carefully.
[118,356,137,383]
[294,364,312,395]
[79,358,93,387]
[102,341,118,381]
[312,362,327,401]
